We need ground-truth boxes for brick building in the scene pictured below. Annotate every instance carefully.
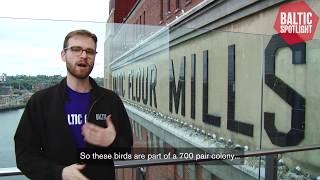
[108,0,138,23]
[108,0,203,25]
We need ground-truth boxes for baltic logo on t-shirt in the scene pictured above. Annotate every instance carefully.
[67,114,88,125]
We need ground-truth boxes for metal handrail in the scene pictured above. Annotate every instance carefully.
[1,144,319,177]
[115,144,320,168]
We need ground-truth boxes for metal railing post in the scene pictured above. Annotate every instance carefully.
[265,154,278,180]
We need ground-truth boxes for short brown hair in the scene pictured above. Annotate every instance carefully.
[63,29,97,49]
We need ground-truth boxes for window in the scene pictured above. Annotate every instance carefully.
[177,165,183,178]
[176,0,180,10]
[160,0,164,20]
[167,0,171,14]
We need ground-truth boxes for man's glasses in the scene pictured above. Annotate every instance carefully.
[64,46,97,56]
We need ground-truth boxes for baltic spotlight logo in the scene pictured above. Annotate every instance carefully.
[274,1,319,45]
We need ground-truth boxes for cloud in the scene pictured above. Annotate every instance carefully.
[0,0,109,22]
[0,44,64,75]
[1,45,58,59]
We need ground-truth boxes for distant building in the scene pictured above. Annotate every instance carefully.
[32,83,50,92]
[0,84,15,107]
[0,73,6,82]
[0,94,18,106]
[0,86,13,96]
[0,95,11,105]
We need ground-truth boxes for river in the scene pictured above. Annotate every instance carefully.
[0,109,28,179]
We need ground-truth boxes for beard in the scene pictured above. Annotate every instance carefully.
[66,59,94,79]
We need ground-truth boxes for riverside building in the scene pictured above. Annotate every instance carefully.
[105,0,320,179]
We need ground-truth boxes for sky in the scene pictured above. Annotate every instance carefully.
[0,0,109,77]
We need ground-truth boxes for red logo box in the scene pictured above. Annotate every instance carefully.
[274,1,319,45]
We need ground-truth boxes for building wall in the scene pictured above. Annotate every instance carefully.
[217,1,320,174]
[107,0,320,178]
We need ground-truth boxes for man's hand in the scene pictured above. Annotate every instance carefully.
[62,164,88,180]
[82,115,116,147]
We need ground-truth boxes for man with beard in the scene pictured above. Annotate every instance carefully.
[14,29,133,180]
